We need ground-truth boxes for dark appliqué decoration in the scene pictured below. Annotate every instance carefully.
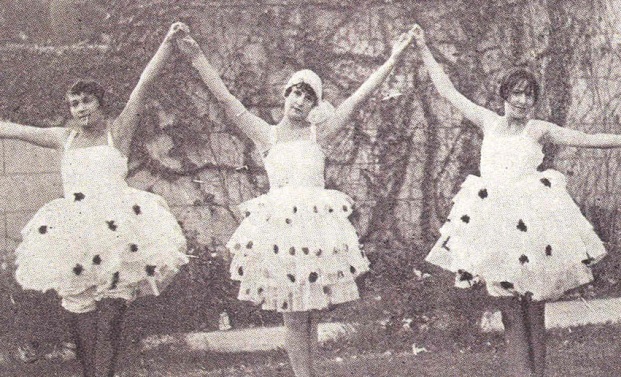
[273,245,279,254]
[289,247,296,255]
[246,241,253,249]
[458,269,473,282]
[285,218,292,225]
[73,264,84,276]
[132,204,142,215]
[145,265,156,277]
[106,220,118,231]
[282,302,289,310]
[238,266,244,276]
[516,220,527,232]
[302,247,310,255]
[582,253,595,266]
[92,255,102,265]
[130,244,139,252]
[478,189,488,199]
[519,254,529,265]
[540,178,552,188]
[287,274,296,283]
[316,249,323,257]
[499,281,514,290]
[460,215,470,224]
[545,245,552,256]
[441,236,451,251]
[343,205,349,212]
[323,286,331,295]
[308,272,319,283]
[73,192,85,202]
[110,272,120,289]
[38,225,48,234]
[350,265,357,274]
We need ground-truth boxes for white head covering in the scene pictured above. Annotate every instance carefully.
[284,69,334,124]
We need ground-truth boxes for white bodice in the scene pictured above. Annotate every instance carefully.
[61,130,129,196]
[263,126,325,189]
[480,128,544,181]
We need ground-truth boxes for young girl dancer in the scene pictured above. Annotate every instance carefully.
[415,25,621,376]
[175,23,417,377]
[9,23,189,377]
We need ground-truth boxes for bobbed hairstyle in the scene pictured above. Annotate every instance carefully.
[66,79,106,106]
[284,82,319,106]
[499,68,540,103]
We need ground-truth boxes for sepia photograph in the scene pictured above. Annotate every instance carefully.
[1,1,621,376]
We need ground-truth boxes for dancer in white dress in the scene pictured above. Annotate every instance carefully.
[176,23,417,377]
[413,25,621,376]
[6,23,189,377]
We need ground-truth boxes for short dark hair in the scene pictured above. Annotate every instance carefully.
[499,68,540,102]
[284,83,318,106]
[67,79,106,106]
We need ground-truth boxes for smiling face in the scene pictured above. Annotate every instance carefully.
[504,80,536,120]
[67,92,105,128]
[499,69,540,121]
[283,83,318,122]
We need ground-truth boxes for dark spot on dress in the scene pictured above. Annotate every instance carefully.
[289,247,296,256]
[285,218,292,225]
[343,205,349,212]
[360,251,366,258]
[316,249,323,257]
[500,281,514,289]
[273,245,279,254]
[234,243,241,250]
[38,225,48,234]
[458,270,473,281]
[257,287,264,294]
[145,265,156,276]
[287,274,296,283]
[92,255,102,265]
[350,266,357,274]
[333,247,339,254]
[337,271,345,278]
[302,247,310,255]
[245,211,251,217]
[130,244,139,252]
[441,236,451,251]
[519,254,529,264]
[517,220,527,232]
[582,253,595,266]
[73,192,85,201]
[73,264,84,275]
[132,204,142,215]
[323,286,331,295]
[110,272,120,289]
[246,241,253,249]
[545,245,552,256]
[245,288,251,295]
[313,206,318,213]
[328,208,334,213]
[106,220,117,231]
[238,266,244,276]
[308,272,318,283]
[478,189,488,199]
[540,178,552,187]
[293,206,297,213]
[461,215,470,224]
[282,302,288,310]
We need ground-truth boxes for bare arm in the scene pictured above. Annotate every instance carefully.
[414,25,496,130]
[0,121,67,149]
[319,26,418,144]
[177,34,271,151]
[542,121,621,148]
[112,22,185,155]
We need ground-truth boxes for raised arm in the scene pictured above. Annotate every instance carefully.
[176,33,271,151]
[112,22,185,154]
[414,25,497,130]
[318,26,418,143]
[540,121,621,148]
[0,121,67,149]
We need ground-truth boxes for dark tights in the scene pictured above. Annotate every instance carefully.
[500,296,546,377]
[69,299,127,377]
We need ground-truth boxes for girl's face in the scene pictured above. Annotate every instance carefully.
[504,80,535,120]
[67,92,105,128]
[284,86,316,122]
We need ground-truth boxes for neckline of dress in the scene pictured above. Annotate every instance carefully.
[64,144,128,161]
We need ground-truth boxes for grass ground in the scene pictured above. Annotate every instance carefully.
[4,322,621,377]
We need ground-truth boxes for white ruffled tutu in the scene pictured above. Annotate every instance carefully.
[426,169,605,301]
[227,186,369,312]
